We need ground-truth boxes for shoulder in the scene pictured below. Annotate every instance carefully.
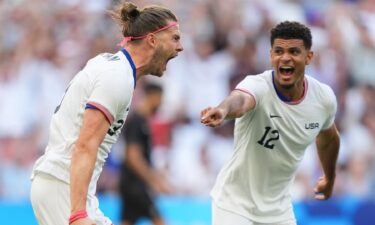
[238,70,271,87]
[244,70,271,81]
[84,52,135,107]
[234,71,272,107]
[236,70,271,94]
[86,51,130,73]
[86,52,134,89]
[306,75,336,99]
[306,75,337,109]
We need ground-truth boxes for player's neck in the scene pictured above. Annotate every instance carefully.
[274,78,305,102]
[124,46,153,79]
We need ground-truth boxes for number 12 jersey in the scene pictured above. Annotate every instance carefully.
[211,70,337,224]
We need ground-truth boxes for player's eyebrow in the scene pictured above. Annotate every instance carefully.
[288,47,301,51]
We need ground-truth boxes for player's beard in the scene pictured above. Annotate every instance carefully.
[149,46,167,77]
[280,83,295,89]
[276,71,302,90]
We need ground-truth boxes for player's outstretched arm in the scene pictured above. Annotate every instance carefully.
[70,108,110,224]
[200,90,255,127]
[314,123,340,200]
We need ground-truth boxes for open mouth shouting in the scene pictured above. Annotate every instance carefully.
[164,54,178,71]
[279,66,295,78]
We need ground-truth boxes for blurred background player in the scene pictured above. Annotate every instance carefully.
[29,1,183,225]
[119,82,172,225]
[201,21,340,225]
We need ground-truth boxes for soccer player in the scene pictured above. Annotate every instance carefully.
[201,21,340,225]
[119,82,171,225]
[30,2,183,225]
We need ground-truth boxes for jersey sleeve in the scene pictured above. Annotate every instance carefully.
[234,74,269,108]
[321,86,338,130]
[87,69,133,125]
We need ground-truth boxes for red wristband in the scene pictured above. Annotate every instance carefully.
[69,210,88,224]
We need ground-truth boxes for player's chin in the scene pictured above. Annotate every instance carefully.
[279,81,295,89]
[150,70,164,77]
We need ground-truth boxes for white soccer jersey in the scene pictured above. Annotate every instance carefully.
[31,49,136,197]
[211,70,337,223]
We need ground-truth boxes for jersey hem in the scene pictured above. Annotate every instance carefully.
[211,197,295,224]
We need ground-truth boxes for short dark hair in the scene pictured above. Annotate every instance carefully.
[143,82,163,95]
[270,21,312,49]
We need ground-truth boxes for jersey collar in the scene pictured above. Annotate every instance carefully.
[272,71,307,105]
[121,48,136,88]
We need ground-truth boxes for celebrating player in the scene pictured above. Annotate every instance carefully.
[201,21,340,225]
[30,1,183,225]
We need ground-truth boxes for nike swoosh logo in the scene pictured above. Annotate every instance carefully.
[270,115,282,119]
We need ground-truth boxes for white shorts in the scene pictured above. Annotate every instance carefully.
[30,172,113,225]
[212,202,296,225]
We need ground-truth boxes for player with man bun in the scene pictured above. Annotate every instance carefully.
[30,1,183,225]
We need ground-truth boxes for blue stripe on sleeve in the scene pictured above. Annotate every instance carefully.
[85,104,98,110]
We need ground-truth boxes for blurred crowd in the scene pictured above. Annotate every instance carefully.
[1,0,375,202]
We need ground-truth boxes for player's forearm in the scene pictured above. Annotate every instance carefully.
[316,130,340,181]
[219,91,254,119]
[70,145,97,213]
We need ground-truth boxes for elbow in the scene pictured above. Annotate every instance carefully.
[72,140,98,159]
[227,104,250,119]
[233,98,254,118]
[233,106,250,118]
[226,111,244,120]
[231,111,246,118]
[74,141,90,153]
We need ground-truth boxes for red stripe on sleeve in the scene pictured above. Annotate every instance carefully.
[86,102,114,125]
[234,88,257,106]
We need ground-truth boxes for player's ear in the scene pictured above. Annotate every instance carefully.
[305,50,314,65]
[269,48,273,60]
[146,33,157,48]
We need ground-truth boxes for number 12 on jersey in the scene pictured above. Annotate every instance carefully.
[257,126,280,149]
